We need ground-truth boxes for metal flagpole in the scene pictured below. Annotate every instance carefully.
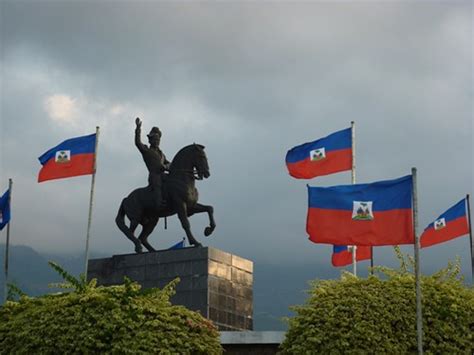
[412,167,423,354]
[370,247,374,275]
[3,178,12,303]
[83,127,100,280]
[466,194,473,285]
[351,121,357,276]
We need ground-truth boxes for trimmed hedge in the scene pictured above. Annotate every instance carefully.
[0,263,222,354]
[281,259,474,354]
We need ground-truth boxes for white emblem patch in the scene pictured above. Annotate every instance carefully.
[434,218,446,231]
[310,147,326,161]
[55,150,71,163]
[352,201,374,221]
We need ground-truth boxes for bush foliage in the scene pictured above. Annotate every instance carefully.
[0,262,222,354]
[281,254,474,354]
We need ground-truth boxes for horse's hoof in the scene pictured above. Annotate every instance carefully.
[204,227,214,237]
[135,245,143,253]
[193,242,203,248]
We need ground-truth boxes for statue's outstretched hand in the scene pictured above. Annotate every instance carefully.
[135,117,142,128]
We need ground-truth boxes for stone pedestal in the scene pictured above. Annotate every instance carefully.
[88,247,253,331]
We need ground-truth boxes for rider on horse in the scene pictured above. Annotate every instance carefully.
[135,117,170,208]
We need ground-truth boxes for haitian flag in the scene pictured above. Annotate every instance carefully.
[0,188,11,231]
[168,238,186,250]
[38,133,96,183]
[285,127,352,179]
[420,199,469,248]
[307,175,414,246]
[332,245,371,267]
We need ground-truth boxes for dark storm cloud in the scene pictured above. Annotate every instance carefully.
[0,1,472,275]
[3,1,468,119]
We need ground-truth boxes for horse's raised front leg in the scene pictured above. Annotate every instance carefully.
[190,203,216,237]
[138,217,158,252]
[175,202,202,247]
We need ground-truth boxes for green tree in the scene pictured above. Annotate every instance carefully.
[281,255,474,354]
[0,262,222,354]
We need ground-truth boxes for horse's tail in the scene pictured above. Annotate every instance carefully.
[115,199,129,235]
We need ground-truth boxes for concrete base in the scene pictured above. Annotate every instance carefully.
[220,331,285,355]
[88,247,253,331]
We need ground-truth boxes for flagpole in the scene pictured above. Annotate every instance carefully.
[466,194,473,285]
[370,247,374,275]
[83,127,100,280]
[412,167,423,354]
[351,121,357,276]
[3,178,12,303]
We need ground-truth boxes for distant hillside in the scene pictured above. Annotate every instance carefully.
[0,245,106,300]
[0,245,342,330]
[0,245,60,299]
[253,262,341,330]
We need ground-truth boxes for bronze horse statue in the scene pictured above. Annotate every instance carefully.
[116,144,216,253]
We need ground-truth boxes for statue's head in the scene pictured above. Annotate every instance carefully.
[147,127,162,147]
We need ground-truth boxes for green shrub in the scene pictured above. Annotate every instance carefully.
[0,262,222,354]
[281,256,474,354]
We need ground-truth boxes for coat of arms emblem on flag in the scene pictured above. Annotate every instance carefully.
[352,201,374,220]
[55,150,71,163]
[434,218,446,230]
[310,147,326,161]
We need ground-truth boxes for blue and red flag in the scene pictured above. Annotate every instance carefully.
[420,198,469,248]
[168,238,186,250]
[332,245,372,267]
[0,188,11,231]
[307,175,414,246]
[38,133,97,183]
[285,127,352,179]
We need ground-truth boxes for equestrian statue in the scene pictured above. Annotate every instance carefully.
[116,118,216,253]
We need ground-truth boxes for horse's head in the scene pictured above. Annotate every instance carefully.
[170,144,210,180]
[191,144,210,180]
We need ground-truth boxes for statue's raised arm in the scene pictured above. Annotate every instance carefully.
[135,117,146,152]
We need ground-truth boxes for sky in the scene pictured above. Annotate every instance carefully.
[0,1,472,278]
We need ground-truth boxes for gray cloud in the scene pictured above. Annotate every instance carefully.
[1,1,472,276]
